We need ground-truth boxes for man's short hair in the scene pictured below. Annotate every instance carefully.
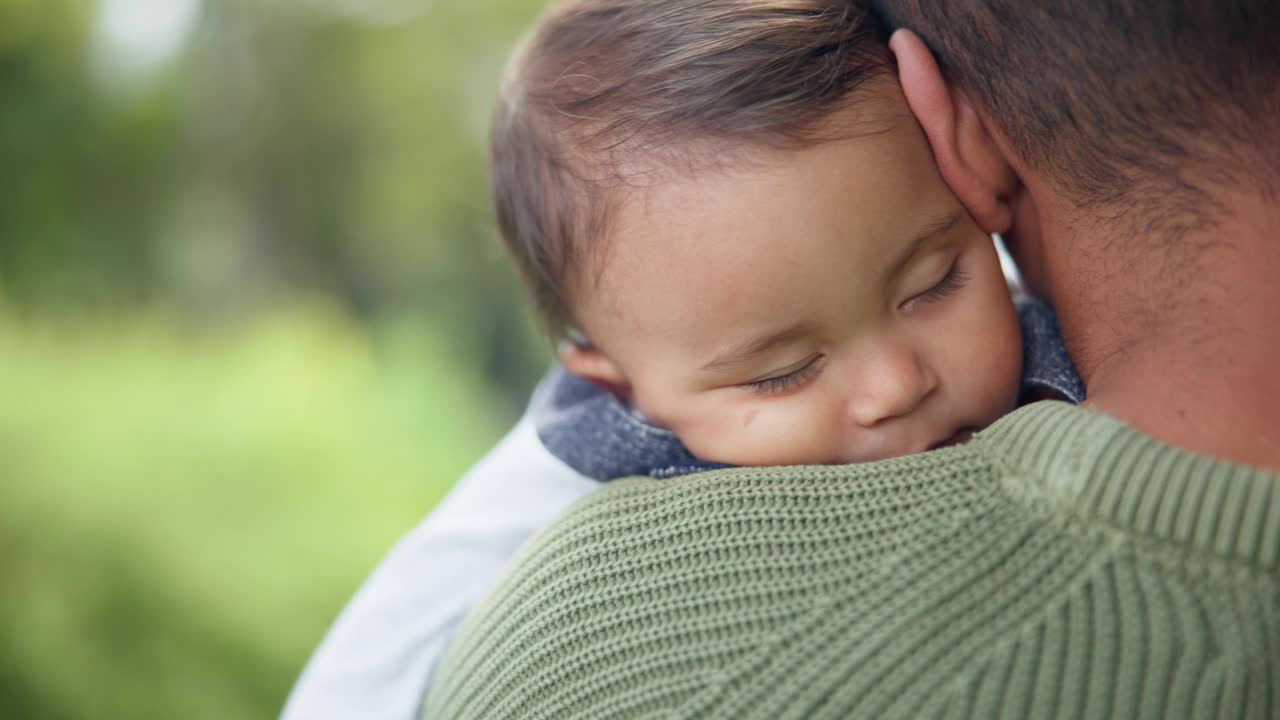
[872,0,1280,221]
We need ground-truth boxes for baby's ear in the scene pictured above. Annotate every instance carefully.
[559,340,632,398]
[890,29,1018,235]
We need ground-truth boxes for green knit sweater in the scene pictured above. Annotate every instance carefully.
[424,402,1280,719]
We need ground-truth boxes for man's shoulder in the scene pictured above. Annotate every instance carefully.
[425,402,1280,719]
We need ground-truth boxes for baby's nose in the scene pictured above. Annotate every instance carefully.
[847,348,938,428]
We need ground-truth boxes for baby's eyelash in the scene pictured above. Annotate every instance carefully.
[744,355,824,395]
[916,263,970,304]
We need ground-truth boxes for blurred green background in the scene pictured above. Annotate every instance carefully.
[0,0,553,717]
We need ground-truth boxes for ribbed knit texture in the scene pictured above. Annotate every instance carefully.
[423,402,1280,719]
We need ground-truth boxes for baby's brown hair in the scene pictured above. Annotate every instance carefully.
[491,0,890,339]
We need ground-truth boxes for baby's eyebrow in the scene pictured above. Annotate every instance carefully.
[885,212,962,279]
[701,323,808,373]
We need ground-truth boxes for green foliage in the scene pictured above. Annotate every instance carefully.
[0,305,510,718]
[0,0,559,716]
[0,0,554,402]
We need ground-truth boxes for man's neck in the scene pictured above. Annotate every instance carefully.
[1052,188,1280,472]
[1085,343,1280,472]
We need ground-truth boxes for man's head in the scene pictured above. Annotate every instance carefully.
[873,0,1280,468]
[872,0,1280,217]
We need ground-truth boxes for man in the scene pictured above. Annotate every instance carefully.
[421,1,1280,717]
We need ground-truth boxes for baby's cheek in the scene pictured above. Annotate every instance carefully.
[975,313,1024,417]
[680,402,841,467]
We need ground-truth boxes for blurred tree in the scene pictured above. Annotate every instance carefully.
[0,0,182,310]
[0,0,552,408]
[0,1,557,717]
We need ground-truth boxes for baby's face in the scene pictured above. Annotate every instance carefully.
[570,93,1022,465]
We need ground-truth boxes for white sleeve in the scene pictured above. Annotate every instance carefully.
[280,403,597,720]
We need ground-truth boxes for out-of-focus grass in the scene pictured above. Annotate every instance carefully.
[0,303,512,719]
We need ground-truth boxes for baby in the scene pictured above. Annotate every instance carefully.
[495,0,1082,480]
[283,2,1085,713]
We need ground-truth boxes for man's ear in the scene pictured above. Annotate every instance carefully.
[559,341,632,398]
[890,29,1018,234]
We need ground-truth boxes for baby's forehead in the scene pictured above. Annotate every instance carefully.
[573,108,962,345]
